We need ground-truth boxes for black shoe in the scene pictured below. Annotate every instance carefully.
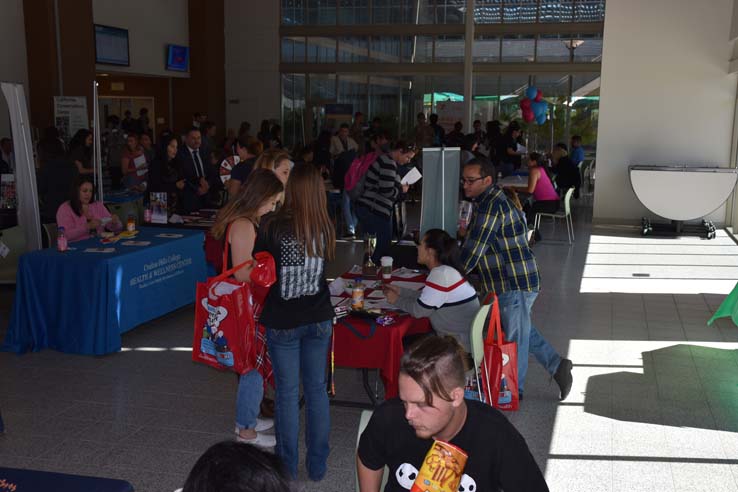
[518,391,524,401]
[534,229,542,242]
[553,358,573,401]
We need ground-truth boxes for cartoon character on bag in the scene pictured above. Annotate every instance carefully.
[200,299,234,366]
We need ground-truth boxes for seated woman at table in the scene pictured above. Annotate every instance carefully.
[383,228,479,353]
[56,176,122,242]
[210,168,284,448]
[511,152,559,239]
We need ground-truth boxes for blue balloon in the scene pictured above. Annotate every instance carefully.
[536,113,547,125]
[531,100,547,117]
[525,86,538,100]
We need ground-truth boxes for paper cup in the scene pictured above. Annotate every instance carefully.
[380,256,393,280]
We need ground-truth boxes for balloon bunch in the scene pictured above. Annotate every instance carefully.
[519,86,548,125]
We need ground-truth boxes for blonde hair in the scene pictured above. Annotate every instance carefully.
[254,148,290,172]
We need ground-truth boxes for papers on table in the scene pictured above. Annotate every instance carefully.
[392,267,421,279]
[133,154,148,176]
[365,299,395,311]
[84,247,115,253]
[401,167,422,186]
[155,233,184,239]
[390,280,425,291]
[331,296,351,307]
[366,290,385,299]
[121,241,151,246]
[329,277,347,296]
[348,264,362,275]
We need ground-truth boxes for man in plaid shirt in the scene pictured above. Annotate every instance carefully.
[459,158,573,401]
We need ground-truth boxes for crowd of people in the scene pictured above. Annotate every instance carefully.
[3,108,588,490]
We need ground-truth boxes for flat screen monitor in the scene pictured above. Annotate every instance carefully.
[94,24,129,66]
[166,44,189,72]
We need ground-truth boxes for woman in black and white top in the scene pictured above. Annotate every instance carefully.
[355,141,415,263]
[253,164,336,481]
[383,228,479,352]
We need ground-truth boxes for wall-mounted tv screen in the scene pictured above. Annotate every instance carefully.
[166,45,189,72]
[94,24,129,66]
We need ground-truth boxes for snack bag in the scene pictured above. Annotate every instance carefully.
[410,440,468,492]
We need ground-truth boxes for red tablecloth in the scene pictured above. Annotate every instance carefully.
[332,271,432,399]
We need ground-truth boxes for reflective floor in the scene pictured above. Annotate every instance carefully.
[1,200,738,492]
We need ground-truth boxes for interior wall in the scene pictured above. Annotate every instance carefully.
[92,0,190,78]
[0,0,30,139]
[223,0,280,136]
[172,0,225,136]
[594,0,737,224]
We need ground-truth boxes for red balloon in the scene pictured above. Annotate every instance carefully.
[522,108,535,123]
[520,98,532,110]
[535,89,543,102]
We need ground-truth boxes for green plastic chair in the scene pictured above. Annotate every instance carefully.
[356,410,388,492]
[533,187,576,244]
[469,303,492,374]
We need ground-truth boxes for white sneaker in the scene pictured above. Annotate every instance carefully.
[234,417,274,435]
[236,431,276,448]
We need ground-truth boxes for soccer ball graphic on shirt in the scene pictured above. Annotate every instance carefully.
[394,463,476,491]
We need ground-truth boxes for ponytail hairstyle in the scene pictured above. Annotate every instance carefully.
[421,228,465,275]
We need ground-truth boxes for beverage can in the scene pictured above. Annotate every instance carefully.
[143,209,152,222]
[410,440,468,492]
[126,214,136,232]
[56,227,68,253]
[351,285,364,310]
[458,201,473,229]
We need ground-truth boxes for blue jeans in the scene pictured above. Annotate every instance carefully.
[342,190,357,235]
[355,205,392,264]
[497,290,561,392]
[266,320,333,480]
[235,369,263,430]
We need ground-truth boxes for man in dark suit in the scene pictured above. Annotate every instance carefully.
[176,127,216,213]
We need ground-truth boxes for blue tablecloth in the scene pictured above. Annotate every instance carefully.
[2,227,206,355]
[0,467,133,492]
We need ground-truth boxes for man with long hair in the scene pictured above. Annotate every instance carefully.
[357,335,548,492]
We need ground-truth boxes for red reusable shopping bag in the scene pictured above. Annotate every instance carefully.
[479,294,520,411]
[192,227,276,375]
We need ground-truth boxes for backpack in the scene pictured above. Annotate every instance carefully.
[345,151,378,201]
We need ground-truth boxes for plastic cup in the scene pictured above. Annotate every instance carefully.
[380,256,393,281]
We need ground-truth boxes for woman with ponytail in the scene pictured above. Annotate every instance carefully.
[383,229,480,352]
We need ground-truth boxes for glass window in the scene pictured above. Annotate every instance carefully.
[501,35,535,62]
[338,75,368,115]
[281,37,307,63]
[306,37,336,63]
[502,0,537,23]
[306,0,336,25]
[575,0,606,22]
[370,36,401,62]
[436,0,465,24]
[403,36,433,63]
[338,0,368,24]
[282,74,306,148]
[538,1,574,23]
[434,35,464,63]
[474,0,502,24]
[338,37,368,62]
[571,72,600,150]
[536,34,572,62]
[282,0,305,25]
[309,73,336,100]
[372,0,405,24]
[473,36,500,62]
[498,74,529,124]
[572,34,603,62]
[369,75,402,137]
[473,73,500,125]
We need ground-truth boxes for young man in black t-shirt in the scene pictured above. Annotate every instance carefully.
[357,336,549,492]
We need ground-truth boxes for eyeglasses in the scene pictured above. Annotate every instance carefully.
[460,176,485,185]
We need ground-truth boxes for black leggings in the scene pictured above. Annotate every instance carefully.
[525,200,560,227]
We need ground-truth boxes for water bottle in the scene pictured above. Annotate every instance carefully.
[57,226,68,252]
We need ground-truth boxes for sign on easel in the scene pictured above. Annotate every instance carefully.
[419,147,461,237]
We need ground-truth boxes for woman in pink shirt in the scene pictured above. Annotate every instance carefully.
[512,152,560,240]
[55,176,122,242]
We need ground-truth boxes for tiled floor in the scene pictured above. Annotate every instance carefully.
[2,201,738,491]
